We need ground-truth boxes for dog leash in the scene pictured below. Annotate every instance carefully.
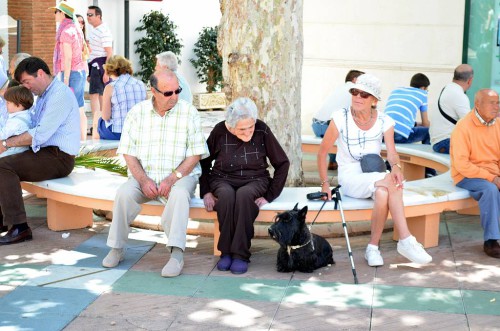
[291,195,328,253]
[308,199,327,230]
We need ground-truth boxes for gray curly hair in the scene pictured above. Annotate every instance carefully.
[225,97,258,128]
[155,51,178,71]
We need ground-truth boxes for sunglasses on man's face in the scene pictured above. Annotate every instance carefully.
[87,13,95,17]
[153,86,183,97]
[349,88,371,99]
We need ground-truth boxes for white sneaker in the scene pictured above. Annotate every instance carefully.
[397,236,432,264]
[365,245,384,267]
[102,248,125,268]
[161,258,184,277]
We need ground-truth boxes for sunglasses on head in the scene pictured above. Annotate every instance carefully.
[349,88,371,99]
[153,86,183,97]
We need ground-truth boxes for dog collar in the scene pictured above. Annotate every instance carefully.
[287,238,315,255]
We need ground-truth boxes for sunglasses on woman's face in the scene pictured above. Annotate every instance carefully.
[349,88,371,99]
[153,86,183,97]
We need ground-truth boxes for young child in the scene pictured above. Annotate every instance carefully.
[0,85,33,158]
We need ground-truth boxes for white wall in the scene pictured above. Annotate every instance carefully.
[302,0,466,134]
[0,3,10,68]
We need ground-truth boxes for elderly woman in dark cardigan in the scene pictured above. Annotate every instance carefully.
[200,97,290,274]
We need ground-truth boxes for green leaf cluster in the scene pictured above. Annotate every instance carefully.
[134,10,183,82]
[75,152,128,177]
[190,26,223,93]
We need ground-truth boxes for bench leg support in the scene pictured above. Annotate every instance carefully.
[401,163,425,181]
[393,214,440,248]
[47,199,94,231]
[457,206,480,216]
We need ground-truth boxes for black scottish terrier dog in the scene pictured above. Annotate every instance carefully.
[268,203,334,273]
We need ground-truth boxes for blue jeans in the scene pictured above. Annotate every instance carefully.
[59,70,86,107]
[457,177,500,241]
[394,126,430,144]
[312,120,335,163]
[432,138,450,154]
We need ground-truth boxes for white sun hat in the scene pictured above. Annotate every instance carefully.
[350,73,381,100]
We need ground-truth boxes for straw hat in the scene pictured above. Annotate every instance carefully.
[350,74,382,100]
[49,2,75,18]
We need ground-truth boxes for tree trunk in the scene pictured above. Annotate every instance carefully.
[218,0,304,186]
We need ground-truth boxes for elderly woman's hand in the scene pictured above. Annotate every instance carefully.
[390,166,405,189]
[203,193,218,211]
[255,197,268,208]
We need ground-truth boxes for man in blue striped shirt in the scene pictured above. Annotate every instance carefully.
[385,73,436,177]
[0,57,80,245]
[385,73,431,144]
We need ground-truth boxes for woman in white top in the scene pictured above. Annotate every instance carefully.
[317,74,432,267]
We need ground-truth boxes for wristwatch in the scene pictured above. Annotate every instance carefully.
[174,170,183,179]
[2,140,8,149]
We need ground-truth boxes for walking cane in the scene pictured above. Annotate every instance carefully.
[331,185,359,284]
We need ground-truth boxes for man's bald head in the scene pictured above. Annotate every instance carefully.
[149,69,178,90]
[453,64,474,82]
[475,88,497,103]
[474,88,499,123]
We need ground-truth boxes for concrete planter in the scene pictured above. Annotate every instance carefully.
[193,92,226,110]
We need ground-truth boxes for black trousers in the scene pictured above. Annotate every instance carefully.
[0,147,75,226]
[210,176,269,261]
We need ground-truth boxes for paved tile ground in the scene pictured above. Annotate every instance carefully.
[1,194,500,330]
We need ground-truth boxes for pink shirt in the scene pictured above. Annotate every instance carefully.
[55,19,86,74]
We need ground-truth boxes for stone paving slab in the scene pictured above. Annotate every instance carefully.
[0,286,97,331]
[2,195,500,330]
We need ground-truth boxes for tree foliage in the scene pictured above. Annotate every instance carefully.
[134,11,183,82]
[190,26,223,93]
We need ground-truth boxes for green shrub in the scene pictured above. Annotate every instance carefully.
[134,10,183,82]
[190,26,223,93]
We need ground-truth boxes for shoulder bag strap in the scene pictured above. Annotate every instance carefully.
[438,87,457,125]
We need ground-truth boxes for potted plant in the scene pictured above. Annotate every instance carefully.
[134,10,183,83]
[190,26,225,110]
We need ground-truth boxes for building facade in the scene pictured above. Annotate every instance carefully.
[1,0,495,134]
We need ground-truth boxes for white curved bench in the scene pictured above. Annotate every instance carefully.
[22,140,476,255]
[302,135,450,180]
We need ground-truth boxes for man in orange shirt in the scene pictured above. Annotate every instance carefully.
[450,88,500,258]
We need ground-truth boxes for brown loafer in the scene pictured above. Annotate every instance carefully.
[484,241,500,258]
[0,227,33,245]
